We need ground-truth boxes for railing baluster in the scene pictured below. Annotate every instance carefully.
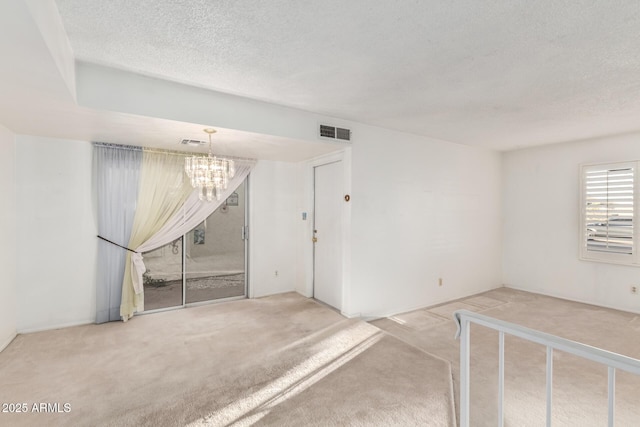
[454,310,640,427]
[498,331,504,427]
[546,346,553,427]
[608,366,615,427]
[460,319,470,427]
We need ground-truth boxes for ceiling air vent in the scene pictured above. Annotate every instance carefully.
[319,124,351,142]
[180,139,207,146]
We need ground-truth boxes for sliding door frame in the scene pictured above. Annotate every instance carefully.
[184,177,249,308]
[141,178,249,315]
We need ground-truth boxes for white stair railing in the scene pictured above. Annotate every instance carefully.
[454,309,640,427]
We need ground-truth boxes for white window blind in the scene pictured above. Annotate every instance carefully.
[581,162,638,265]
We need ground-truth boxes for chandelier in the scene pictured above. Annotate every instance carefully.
[184,128,235,202]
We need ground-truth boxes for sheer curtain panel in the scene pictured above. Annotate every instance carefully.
[94,144,142,323]
[127,158,256,308]
[120,150,195,320]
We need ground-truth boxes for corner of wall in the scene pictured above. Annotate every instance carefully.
[24,0,77,101]
[248,160,301,298]
[0,123,17,352]
[0,332,17,354]
[501,132,640,313]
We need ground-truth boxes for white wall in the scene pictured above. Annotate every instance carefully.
[249,160,301,298]
[15,135,97,332]
[503,131,640,313]
[348,126,503,318]
[12,138,304,332]
[10,131,503,327]
[0,124,17,351]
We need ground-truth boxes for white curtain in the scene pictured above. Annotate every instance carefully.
[120,150,194,320]
[94,144,142,323]
[121,156,256,320]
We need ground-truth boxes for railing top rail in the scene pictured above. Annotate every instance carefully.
[454,309,640,375]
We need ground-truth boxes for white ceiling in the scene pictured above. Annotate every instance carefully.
[0,1,344,161]
[2,2,640,154]
[51,0,640,151]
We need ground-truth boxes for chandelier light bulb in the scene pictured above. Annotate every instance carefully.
[184,129,235,202]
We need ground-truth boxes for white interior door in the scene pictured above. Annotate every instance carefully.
[313,161,343,310]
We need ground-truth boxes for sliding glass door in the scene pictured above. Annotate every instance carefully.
[142,180,247,311]
[185,181,247,303]
[142,237,184,311]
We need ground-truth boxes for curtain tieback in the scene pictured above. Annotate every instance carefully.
[97,235,138,253]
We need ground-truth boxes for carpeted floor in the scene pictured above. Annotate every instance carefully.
[0,293,455,427]
[4,288,638,426]
[372,288,640,426]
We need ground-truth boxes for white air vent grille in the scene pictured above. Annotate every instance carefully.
[320,124,336,139]
[181,139,207,146]
[319,124,351,142]
[336,127,351,141]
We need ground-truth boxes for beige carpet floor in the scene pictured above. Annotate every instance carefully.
[372,288,640,426]
[0,293,455,427]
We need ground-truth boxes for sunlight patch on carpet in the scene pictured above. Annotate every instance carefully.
[187,322,381,427]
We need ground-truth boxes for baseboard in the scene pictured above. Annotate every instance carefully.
[298,289,313,298]
[252,289,298,299]
[340,310,361,319]
[0,331,17,353]
[17,319,94,335]
[504,285,640,316]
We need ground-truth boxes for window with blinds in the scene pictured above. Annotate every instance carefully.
[581,162,637,264]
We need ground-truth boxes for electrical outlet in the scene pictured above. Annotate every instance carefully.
[631,286,638,294]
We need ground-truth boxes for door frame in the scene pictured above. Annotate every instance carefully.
[141,177,250,315]
[302,148,354,317]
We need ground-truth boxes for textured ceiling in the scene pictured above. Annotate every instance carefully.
[56,0,640,150]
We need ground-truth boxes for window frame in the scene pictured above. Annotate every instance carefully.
[580,161,640,266]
